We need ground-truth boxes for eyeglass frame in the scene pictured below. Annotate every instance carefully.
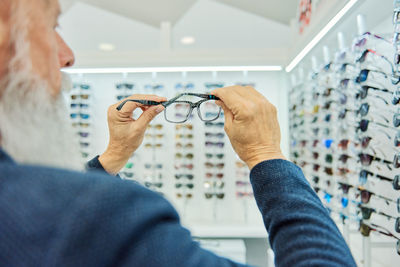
[116,93,221,123]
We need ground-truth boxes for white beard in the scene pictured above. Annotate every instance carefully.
[0,70,84,171]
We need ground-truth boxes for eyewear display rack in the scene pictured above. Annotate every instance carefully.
[289,3,400,266]
[66,70,286,239]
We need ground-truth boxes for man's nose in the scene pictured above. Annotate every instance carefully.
[57,33,75,68]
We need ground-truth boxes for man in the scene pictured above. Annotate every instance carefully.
[0,0,356,266]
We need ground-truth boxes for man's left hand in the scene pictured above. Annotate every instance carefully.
[99,94,166,175]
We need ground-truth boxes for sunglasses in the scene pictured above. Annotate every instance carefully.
[147,124,164,130]
[116,83,134,90]
[175,183,194,189]
[359,170,393,185]
[204,193,225,199]
[145,134,164,139]
[338,182,353,194]
[205,122,224,128]
[70,113,91,120]
[176,193,193,199]
[125,162,134,169]
[80,142,90,148]
[144,182,163,188]
[205,163,225,169]
[205,173,224,179]
[204,181,225,190]
[359,222,400,255]
[356,188,396,205]
[175,164,194,170]
[144,143,163,149]
[116,95,130,101]
[145,164,163,169]
[176,134,193,139]
[175,83,195,90]
[236,192,254,198]
[176,143,194,149]
[175,124,193,130]
[175,174,194,180]
[205,132,225,139]
[144,84,165,91]
[205,141,225,148]
[121,172,134,178]
[70,103,90,109]
[205,83,224,89]
[71,94,90,100]
[205,153,225,159]
[175,153,194,159]
[72,122,90,128]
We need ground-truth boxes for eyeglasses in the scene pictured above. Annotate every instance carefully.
[358,153,392,167]
[205,122,224,128]
[175,183,194,189]
[175,174,194,180]
[176,134,193,139]
[205,173,224,179]
[359,170,393,185]
[356,187,396,205]
[144,143,163,149]
[121,172,134,178]
[78,132,90,138]
[205,153,224,159]
[204,193,225,199]
[70,103,90,109]
[176,143,194,149]
[338,182,353,194]
[71,94,90,100]
[116,93,221,123]
[174,164,194,170]
[144,182,163,188]
[145,134,164,139]
[205,132,225,139]
[175,124,193,130]
[176,193,193,199]
[204,181,225,190]
[144,84,164,91]
[125,162,134,169]
[145,163,163,169]
[205,163,225,169]
[147,124,164,130]
[359,222,400,255]
[116,83,134,90]
[175,83,195,91]
[205,142,225,148]
[175,153,194,159]
[70,113,91,120]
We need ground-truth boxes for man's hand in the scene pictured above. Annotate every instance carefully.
[99,95,166,175]
[212,86,285,170]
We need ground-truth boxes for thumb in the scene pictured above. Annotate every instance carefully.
[216,100,233,126]
[136,105,165,127]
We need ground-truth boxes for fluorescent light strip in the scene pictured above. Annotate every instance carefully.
[63,66,282,74]
[285,0,359,73]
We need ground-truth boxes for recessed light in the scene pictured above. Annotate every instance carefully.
[98,43,115,51]
[181,36,195,45]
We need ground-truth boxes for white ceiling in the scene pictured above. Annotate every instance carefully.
[58,0,298,67]
[62,0,298,28]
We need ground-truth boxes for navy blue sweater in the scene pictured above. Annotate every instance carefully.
[0,149,356,266]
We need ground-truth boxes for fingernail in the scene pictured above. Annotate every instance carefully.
[156,106,164,113]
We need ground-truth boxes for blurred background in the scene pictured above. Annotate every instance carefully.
[59,1,397,266]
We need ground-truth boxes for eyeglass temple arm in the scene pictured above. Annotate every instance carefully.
[116,99,165,111]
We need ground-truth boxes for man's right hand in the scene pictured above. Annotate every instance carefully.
[212,86,285,170]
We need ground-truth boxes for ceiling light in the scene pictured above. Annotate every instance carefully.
[63,66,283,74]
[98,43,115,52]
[181,36,196,45]
[285,0,360,72]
